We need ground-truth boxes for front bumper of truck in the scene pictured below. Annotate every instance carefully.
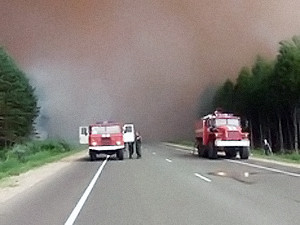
[89,145,125,151]
[215,139,250,147]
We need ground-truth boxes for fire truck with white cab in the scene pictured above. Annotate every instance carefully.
[195,111,250,159]
[79,121,125,161]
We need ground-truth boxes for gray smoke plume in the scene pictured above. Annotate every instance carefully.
[1,0,300,141]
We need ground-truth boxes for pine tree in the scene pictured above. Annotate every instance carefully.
[0,47,39,148]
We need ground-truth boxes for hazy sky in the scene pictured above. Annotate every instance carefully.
[1,0,300,141]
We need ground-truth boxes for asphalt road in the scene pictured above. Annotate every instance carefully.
[0,143,300,225]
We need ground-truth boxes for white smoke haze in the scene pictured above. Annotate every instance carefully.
[1,0,300,141]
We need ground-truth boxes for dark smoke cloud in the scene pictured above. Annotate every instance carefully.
[1,0,300,141]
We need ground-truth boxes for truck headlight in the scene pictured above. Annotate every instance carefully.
[116,141,121,145]
[215,133,221,138]
[92,142,97,146]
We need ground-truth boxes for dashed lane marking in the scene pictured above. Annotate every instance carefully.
[194,173,212,182]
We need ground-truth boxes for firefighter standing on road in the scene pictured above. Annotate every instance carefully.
[135,132,142,159]
[128,142,134,159]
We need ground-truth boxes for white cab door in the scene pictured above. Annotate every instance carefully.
[123,124,135,143]
[79,126,89,144]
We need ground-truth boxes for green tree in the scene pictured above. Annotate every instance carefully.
[272,36,300,153]
[211,35,300,153]
[213,79,235,111]
[250,56,274,147]
[234,67,253,117]
[0,47,39,148]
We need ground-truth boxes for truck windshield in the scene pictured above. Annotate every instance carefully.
[215,118,239,127]
[91,125,121,134]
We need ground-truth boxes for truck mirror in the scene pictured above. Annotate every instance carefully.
[245,120,249,129]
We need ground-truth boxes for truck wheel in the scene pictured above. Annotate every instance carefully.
[117,149,124,160]
[197,140,204,157]
[203,148,208,158]
[90,151,97,161]
[197,146,204,157]
[208,141,218,159]
[225,148,237,158]
[239,147,249,159]
[198,146,208,158]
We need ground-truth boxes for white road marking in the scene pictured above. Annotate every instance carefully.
[174,148,191,153]
[64,156,110,225]
[194,173,212,182]
[227,159,300,177]
[166,159,172,163]
[152,152,156,155]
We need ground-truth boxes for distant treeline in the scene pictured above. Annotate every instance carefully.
[212,36,300,153]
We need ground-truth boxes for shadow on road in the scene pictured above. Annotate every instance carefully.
[75,154,133,162]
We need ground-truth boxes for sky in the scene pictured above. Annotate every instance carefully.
[1,0,300,141]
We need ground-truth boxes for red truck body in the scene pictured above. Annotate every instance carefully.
[88,121,125,161]
[195,112,250,159]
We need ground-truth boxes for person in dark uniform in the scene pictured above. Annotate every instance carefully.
[135,132,142,159]
[128,142,134,159]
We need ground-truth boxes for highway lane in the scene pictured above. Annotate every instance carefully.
[0,143,300,225]
[0,156,104,225]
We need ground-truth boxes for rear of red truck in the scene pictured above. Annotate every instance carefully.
[88,122,125,161]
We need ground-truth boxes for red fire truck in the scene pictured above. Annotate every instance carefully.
[195,111,250,159]
[79,121,125,161]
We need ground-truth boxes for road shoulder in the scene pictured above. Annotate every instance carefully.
[0,150,87,204]
[164,142,300,169]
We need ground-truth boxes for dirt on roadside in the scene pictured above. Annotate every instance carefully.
[0,150,86,204]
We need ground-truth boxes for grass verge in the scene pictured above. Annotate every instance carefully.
[250,149,300,164]
[0,140,85,181]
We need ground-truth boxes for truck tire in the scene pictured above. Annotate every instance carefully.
[90,151,97,161]
[208,141,218,159]
[197,139,204,157]
[197,146,204,157]
[239,147,249,159]
[197,142,208,158]
[116,149,124,160]
[225,148,237,158]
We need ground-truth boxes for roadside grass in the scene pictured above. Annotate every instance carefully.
[0,140,84,181]
[250,149,300,164]
[169,140,300,165]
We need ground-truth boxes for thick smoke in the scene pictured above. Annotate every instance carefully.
[1,0,300,141]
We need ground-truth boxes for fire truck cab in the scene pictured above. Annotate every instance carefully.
[79,121,125,161]
[195,112,250,159]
